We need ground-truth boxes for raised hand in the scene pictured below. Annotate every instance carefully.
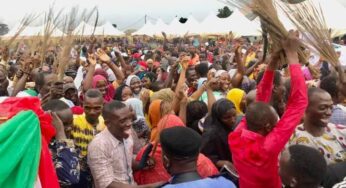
[282,30,300,63]
[180,56,190,70]
[49,111,66,140]
[96,48,111,63]
[267,50,282,71]
[88,53,97,66]
[206,77,219,91]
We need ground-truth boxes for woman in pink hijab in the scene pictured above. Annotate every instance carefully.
[92,74,115,103]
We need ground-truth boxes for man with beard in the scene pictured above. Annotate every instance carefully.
[288,88,346,165]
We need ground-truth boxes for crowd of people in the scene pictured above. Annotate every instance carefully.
[0,29,346,188]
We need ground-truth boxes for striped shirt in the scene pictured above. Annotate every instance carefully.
[71,114,105,156]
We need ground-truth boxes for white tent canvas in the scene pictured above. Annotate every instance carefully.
[184,15,202,35]
[227,9,262,36]
[166,17,188,36]
[199,12,230,34]
[132,21,156,36]
[4,24,64,37]
[73,21,95,36]
[152,18,169,36]
[95,22,124,36]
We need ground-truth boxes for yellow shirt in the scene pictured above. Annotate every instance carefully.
[245,52,256,66]
[71,114,106,156]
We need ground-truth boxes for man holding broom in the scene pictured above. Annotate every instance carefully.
[228,30,308,188]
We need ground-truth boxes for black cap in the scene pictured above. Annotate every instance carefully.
[160,127,201,158]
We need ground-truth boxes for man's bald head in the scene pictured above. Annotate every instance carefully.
[246,102,278,135]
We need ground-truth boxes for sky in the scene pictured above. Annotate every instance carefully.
[0,0,226,30]
[0,0,345,30]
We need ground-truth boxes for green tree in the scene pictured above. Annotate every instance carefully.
[217,6,233,18]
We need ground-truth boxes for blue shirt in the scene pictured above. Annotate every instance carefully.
[330,105,346,125]
[162,177,236,188]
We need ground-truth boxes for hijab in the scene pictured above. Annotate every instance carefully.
[226,88,245,115]
[125,75,140,87]
[125,98,144,120]
[215,70,227,78]
[94,68,109,81]
[150,88,174,103]
[154,114,185,142]
[92,75,113,102]
[149,100,162,142]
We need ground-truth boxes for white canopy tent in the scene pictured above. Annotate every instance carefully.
[166,17,188,36]
[132,21,156,36]
[227,9,262,36]
[199,12,230,35]
[152,18,169,36]
[94,22,125,36]
[4,24,64,37]
[184,15,202,35]
[73,21,95,36]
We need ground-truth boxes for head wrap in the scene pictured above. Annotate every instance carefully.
[94,68,108,81]
[150,88,174,103]
[226,88,246,115]
[125,75,140,87]
[215,70,227,78]
[92,75,113,102]
[143,72,157,83]
[151,114,185,142]
[125,98,144,119]
[149,100,162,142]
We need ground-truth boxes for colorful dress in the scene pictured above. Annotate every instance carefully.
[288,123,346,164]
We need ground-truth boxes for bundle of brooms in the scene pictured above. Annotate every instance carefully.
[279,0,339,67]
[221,0,308,66]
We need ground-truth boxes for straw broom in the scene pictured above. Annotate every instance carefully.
[55,8,79,81]
[55,6,97,80]
[220,0,307,65]
[6,14,38,47]
[279,0,339,67]
[40,6,62,67]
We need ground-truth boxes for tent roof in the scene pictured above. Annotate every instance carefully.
[184,15,202,35]
[73,21,95,36]
[95,22,124,36]
[4,24,64,37]
[199,12,230,34]
[152,18,168,36]
[228,9,261,36]
[166,17,188,36]
[132,21,156,36]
